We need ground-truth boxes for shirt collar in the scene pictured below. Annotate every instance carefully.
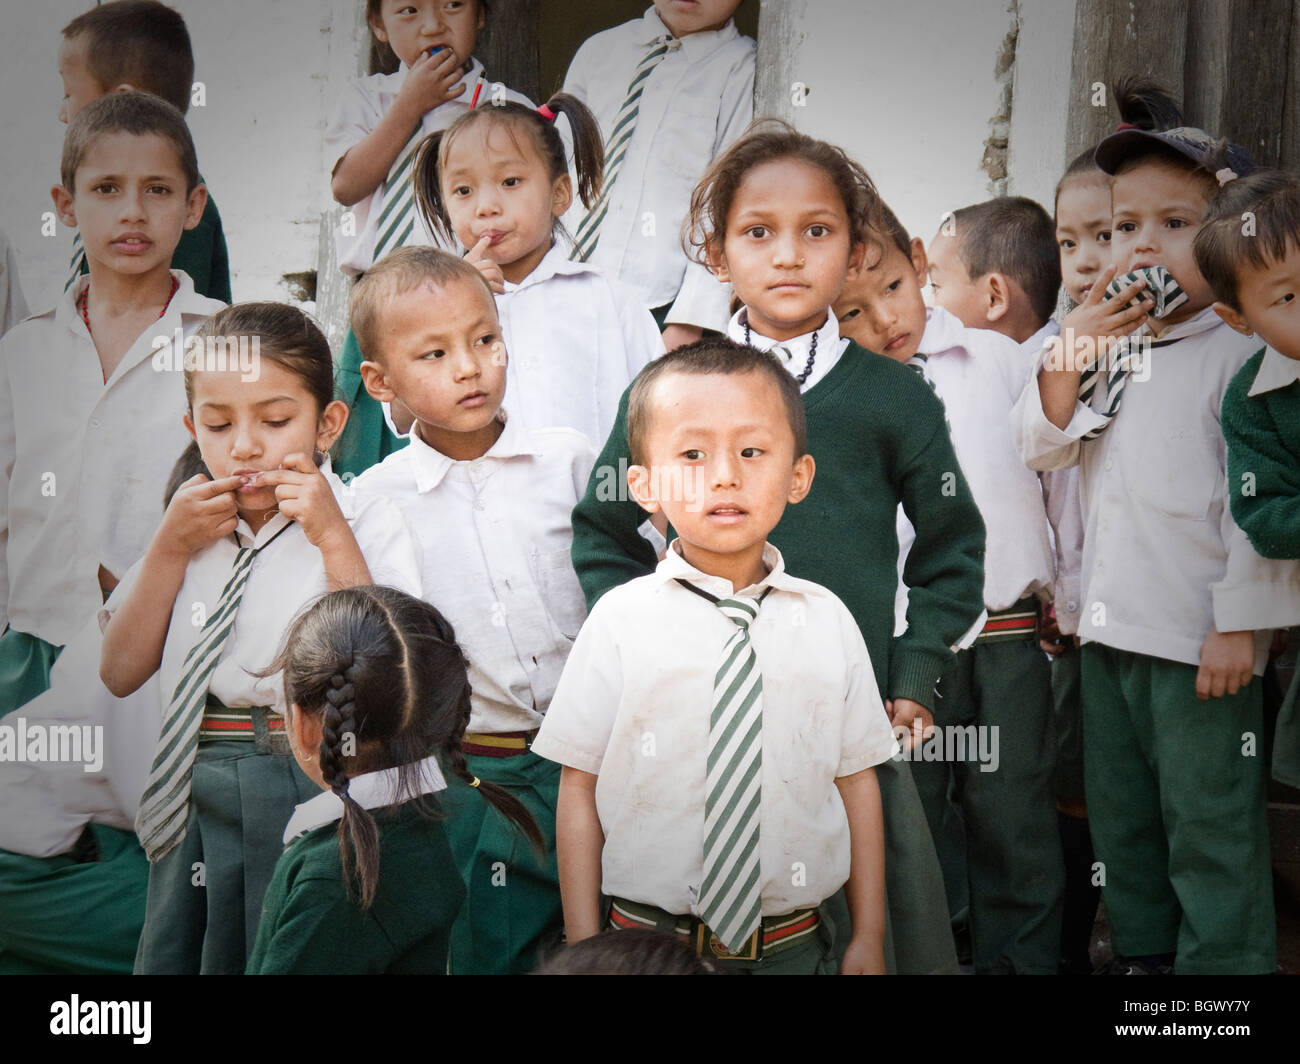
[1247,344,1300,397]
[727,308,841,373]
[282,755,448,843]
[232,458,345,547]
[655,539,797,600]
[639,6,737,52]
[1148,303,1224,344]
[47,268,208,333]
[1023,320,1060,353]
[917,306,969,356]
[406,408,540,493]
[504,242,594,291]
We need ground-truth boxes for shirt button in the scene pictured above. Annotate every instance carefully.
[1104,459,1113,471]
[89,418,101,430]
[1066,600,1078,613]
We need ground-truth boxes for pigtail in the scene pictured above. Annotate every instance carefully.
[1112,76,1184,131]
[320,660,383,908]
[542,92,604,210]
[412,130,455,245]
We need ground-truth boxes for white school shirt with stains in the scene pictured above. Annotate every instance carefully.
[324,57,533,276]
[562,7,754,331]
[105,465,423,718]
[354,411,595,734]
[532,541,899,916]
[1011,306,1299,671]
[892,308,1053,635]
[0,271,224,647]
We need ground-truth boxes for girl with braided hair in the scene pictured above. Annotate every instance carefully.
[247,586,540,974]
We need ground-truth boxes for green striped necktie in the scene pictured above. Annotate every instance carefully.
[65,231,86,292]
[372,122,428,264]
[571,34,679,263]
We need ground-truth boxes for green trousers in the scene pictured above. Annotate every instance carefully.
[1274,666,1300,790]
[0,628,61,718]
[0,825,147,974]
[1081,643,1275,974]
[134,740,318,974]
[439,750,563,975]
[332,326,408,480]
[909,638,1063,973]
[1051,643,1086,802]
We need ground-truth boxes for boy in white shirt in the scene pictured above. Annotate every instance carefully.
[563,1,754,344]
[351,246,594,975]
[833,204,1062,974]
[534,339,897,975]
[0,92,223,718]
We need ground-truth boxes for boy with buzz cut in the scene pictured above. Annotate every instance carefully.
[834,203,1063,974]
[0,91,224,975]
[534,339,898,974]
[58,0,231,302]
[351,246,596,976]
[1195,168,1300,793]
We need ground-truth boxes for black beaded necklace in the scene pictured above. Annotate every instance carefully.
[743,321,818,385]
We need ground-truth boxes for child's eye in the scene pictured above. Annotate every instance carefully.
[1167,218,1187,229]
[1116,221,1137,233]
[682,449,703,460]
[475,332,498,346]
[807,224,829,238]
[838,308,861,321]
[148,184,171,196]
[1058,239,1076,251]
[886,279,901,293]
[502,177,521,188]
[422,349,445,360]
[1097,230,1112,244]
[93,183,117,195]
[1277,293,1295,306]
[265,419,290,428]
[740,447,763,458]
[204,423,230,433]
[745,226,768,239]
[452,185,471,198]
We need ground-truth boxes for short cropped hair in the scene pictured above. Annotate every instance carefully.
[63,0,195,114]
[349,246,497,363]
[626,337,808,467]
[874,202,913,260]
[951,196,1062,324]
[61,91,199,194]
[1193,170,1300,310]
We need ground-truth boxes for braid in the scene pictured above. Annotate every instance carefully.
[321,660,381,907]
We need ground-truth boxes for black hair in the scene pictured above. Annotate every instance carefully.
[1107,76,1220,195]
[626,337,808,467]
[162,441,210,507]
[61,91,199,194]
[949,197,1062,324]
[874,202,913,259]
[270,586,542,908]
[63,0,194,114]
[1054,144,1105,213]
[365,0,488,75]
[413,93,604,248]
[1194,169,1300,310]
[534,930,717,975]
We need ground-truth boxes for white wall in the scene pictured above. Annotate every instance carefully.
[0,0,365,311]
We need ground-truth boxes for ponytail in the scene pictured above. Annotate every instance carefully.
[1112,75,1184,132]
[540,92,603,210]
[413,129,453,245]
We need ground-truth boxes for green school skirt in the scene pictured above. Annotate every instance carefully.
[439,750,562,975]
[134,738,318,975]
[0,629,62,719]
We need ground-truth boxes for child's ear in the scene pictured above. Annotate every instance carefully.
[845,239,868,281]
[552,173,573,219]
[787,453,816,505]
[908,237,928,283]
[184,183,209,232]
[626,463,661,515]
[359,359,396,403]
[705,240,729,284]
[183,410,198,443]
[1211,301,1254,336]
[984,272,1011,323]
[316,399,351,452]
[367,12,390,43]
[51,185,77,229]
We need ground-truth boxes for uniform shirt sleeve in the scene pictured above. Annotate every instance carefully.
[1010,352,1109,472]
[0,232,28,336]
[324,77,385,175]
[836,602,901,777]
[349,491,424,599]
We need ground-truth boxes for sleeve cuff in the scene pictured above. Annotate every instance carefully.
[529,731,603,776]
[887,649,945,709]
[1213,576,1300,632]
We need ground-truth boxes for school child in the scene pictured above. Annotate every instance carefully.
[1011,79,1285,974]
[569,122,987,974]
[98,302,422,974]
[351,247,595,974]
[327,0,531,475]
[1195,168,1300,793]
[58,0,231,302]
[562,1,755,344]
[835,203,1062,973]
[536,340,897,974]
[411,92,662,447]
[248,586,542,974]
[0,92,223,719]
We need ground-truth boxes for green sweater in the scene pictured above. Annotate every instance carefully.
[1223,347,1300,560]
[571,340,987,709]
[246,803,465,975]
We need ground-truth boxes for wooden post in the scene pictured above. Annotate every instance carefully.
[478,0,541,102]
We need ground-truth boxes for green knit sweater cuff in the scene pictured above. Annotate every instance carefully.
[889,650,944,710]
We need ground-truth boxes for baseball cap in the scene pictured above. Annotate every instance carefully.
[1094,123,1256,178]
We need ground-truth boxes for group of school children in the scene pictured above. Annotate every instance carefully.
[0,0,1296,977]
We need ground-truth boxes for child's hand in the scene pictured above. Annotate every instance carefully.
[465,235,506,294]
[1055,265,1153,371]
[1196,628,1256,700]
[1039,606,1066,656]
[257,454,350,550]
[886,697,933,751]
[396,47,468,120]
[840,936,886,974]
[156,473,244,559]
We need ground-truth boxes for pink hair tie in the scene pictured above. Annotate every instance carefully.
[1215,167,1239,187]
[537,104,557,122]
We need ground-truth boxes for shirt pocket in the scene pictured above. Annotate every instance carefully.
[1130,427,1223,522]
[652,97,719,183]
[533,547,587,640]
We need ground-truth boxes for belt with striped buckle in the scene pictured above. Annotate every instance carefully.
[608,896,820,962]
[462,730,536,758]
[974,595,1041,644]
[198,697,290,755]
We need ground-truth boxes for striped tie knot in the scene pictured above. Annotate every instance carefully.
[717,597,758,632]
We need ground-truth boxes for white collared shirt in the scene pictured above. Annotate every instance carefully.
[726,308,849,393]
[0,271,225,646]
[562,7,754,329]
[1012,307,1300,669]
[0,229,27,337]
[282,756,447,843]
[354,412,595,734]
[325,57,533,275]
[533,541,899,916]
[106,466,423,716]
[1247,343,1300,396]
